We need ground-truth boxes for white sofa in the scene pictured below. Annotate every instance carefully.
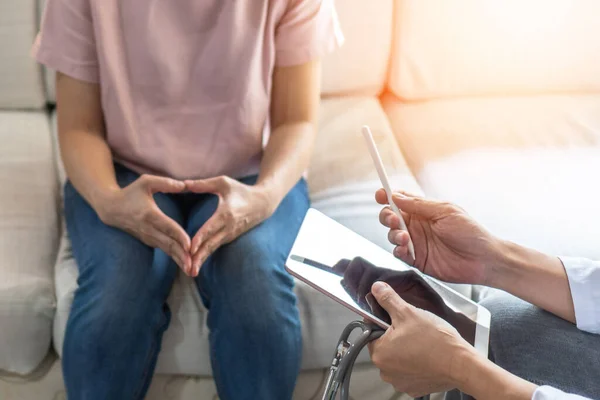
[1,1,599,399]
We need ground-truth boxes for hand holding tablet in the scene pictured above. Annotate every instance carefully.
[285,209,491,356]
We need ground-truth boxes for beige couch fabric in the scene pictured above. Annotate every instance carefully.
[0,355,408,400]
[383,93,600,173]
[0,0,46,109]
[320,0,392,97]
[384,93,600,260]
[389,0,600,100]
[309,96,411,194]
[0,112,58,374]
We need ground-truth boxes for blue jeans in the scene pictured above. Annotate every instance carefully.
[62,164,309,400]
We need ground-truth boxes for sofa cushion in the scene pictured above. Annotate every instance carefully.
[0,0,46,109]
[0,355,403,400]
[320,0,393,96]
[383,93,600,259]
[309,96,413,194]
[389,0,600,100]
[0,111,58,375]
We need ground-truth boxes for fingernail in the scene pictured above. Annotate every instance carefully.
[392,193,407,201]
[365,293,374,309]
[372,281,387,294]
[386,215,393,226]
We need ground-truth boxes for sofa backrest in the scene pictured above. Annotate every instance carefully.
[0,0,46,109]
[389,0,600,100]
[11,1,600,108]
[321,0,393,97]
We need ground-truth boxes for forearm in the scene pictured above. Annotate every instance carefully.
[259,60,320,210]
[56,72,119,216]
[489,240,575,323]
[59,130,119,214]
[255,121,315,210]
[456,348,537,400]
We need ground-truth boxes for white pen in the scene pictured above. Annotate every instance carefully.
[361,125,416,262]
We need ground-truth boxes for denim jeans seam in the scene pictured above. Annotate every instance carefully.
[132,307,170,400]
[132,331,158,400]
[209,333,227,399]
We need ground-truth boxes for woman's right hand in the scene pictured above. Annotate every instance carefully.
[377,190,502,286]
[97,174,192,272]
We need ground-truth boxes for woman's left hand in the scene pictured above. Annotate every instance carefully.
[185,176,275,276]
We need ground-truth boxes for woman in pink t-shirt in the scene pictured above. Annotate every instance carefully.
[34,1,343,399]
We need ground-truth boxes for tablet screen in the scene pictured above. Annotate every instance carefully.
[289,255,476,346]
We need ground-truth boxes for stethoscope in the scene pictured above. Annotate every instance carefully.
[322,320,430,400]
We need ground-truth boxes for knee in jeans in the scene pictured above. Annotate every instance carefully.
[226,299,280,336]
[210,262,298,335]
[203,227,300,335]
[219,272,295,330]
[79,246,176,303]
[212,233,293,290]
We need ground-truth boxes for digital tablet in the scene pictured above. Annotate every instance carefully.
[285,209,491,357]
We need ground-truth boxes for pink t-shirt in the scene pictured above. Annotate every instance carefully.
[34,0,343,180]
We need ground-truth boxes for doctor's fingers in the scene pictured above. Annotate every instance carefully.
[379,207,411,229]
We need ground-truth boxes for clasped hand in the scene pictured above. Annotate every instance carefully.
[98,174,274,277]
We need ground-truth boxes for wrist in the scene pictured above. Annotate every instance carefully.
[449,344,481,391]
[454,347,537,400]
[485,239,518,289]
[486,238,534,290]
[252,183,281,218]
[487,240,561,292]
[90,185,122,222]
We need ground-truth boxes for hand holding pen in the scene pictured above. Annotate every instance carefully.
[361,126,416,261]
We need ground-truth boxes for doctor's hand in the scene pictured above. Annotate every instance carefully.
[184,176,275,277]
[368,281,539,399]
[368,281,474,397]
[376,190,499,286]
